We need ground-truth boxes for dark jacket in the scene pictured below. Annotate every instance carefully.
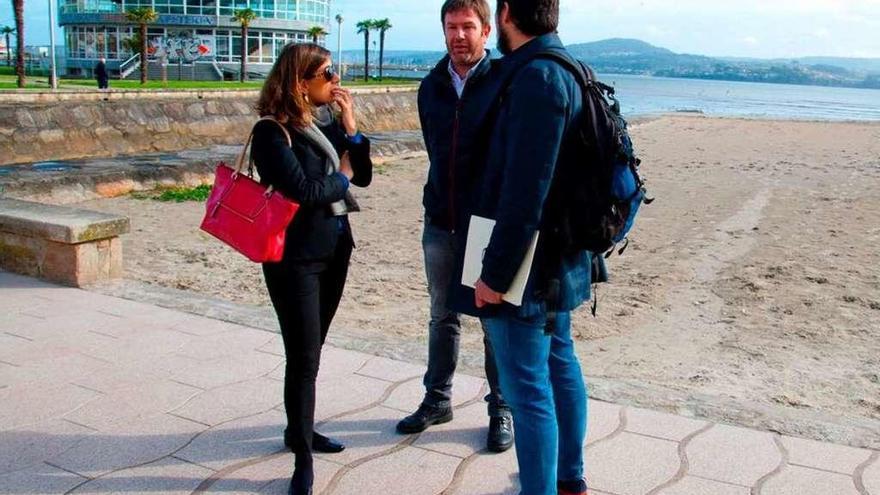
[95,61,108,82]
[251,111,372,262]
[450,34,593,318]
[418,52,498,231]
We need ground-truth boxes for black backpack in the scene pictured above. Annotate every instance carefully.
[534,51,653,257]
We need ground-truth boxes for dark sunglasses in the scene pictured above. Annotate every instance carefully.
[307,65,336,82]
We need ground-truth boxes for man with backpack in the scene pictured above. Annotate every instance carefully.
[396,0,514,454]
[449,0,597,493]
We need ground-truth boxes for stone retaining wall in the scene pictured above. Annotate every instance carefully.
[0,87,419,166]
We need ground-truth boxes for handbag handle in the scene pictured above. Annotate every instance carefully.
[234,116,293,175]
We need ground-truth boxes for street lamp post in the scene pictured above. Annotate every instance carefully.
[48,0,58,89]
[335,14,343,80]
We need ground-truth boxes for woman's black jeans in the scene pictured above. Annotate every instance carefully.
[262,231,352,469]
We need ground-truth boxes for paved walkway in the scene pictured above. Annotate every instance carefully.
[1,270,878,495]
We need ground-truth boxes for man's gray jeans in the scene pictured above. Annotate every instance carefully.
[422,221,509,417]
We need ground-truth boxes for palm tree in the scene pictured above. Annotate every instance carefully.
[125,7,158,84]
[12,0,24,87]
[355,19,375,82]
[121,34,141,57]
[1,27,13,67]
[373,18,392,81]
[232,8,256,82]
[307,26,327,44]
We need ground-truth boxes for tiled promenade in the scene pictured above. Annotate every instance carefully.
[1,270,878,495]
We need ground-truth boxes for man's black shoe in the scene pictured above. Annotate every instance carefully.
[487,415,514,453]
[395,403,453,434]
[283,430,346,454]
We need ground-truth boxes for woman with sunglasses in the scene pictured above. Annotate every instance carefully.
[251,43,372,495]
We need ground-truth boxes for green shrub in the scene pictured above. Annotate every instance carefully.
[154,184,213,202]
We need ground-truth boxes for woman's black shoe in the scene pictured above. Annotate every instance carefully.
[312,432,345,453]
[287,482,312,495]
[284,430,346,453]
[288,467,313,495]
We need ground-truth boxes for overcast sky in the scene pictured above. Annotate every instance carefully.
[6,0,880,58]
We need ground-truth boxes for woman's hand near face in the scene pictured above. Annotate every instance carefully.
[332,87,358,136]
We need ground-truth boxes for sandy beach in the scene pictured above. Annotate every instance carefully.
[79,115,880,444]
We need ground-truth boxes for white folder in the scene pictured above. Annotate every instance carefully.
[461,215,540,307]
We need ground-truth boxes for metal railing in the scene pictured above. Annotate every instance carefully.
[119,53,140,79]
[210,59,224,79]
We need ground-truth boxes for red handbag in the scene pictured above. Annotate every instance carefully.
[200,117,300,263]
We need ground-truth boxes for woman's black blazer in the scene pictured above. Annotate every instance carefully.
[251,114,372,262]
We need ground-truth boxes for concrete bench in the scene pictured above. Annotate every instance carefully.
[0,198,130,287]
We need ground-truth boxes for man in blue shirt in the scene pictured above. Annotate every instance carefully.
[396,0,514,454]
[449,1,593,493]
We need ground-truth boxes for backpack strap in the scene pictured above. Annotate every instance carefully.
[531,50,619,167]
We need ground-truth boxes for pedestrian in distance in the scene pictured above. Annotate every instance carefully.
[95,57,109,90]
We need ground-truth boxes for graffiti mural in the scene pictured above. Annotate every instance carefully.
[150,34,215,62]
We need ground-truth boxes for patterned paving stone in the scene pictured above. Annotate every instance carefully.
[585,431,679,495]
[331,446,460,495]
[314,373,393,422]
[120,305,220,331]
[452,447,519,495]
[0,419,94,474]
[383,372,485,412]
[49,413,203,477]
[175,409,286,471]
[175,327,277,361]
[412,402,487,458]
[64,379,202,430]
[0,286,47,313]
[152,350,284,390]
[0,313,46,341]
[686,424,781,487]
[0,332,38,364]
[0,462,88,494]
[780,435,873,474]
[257,335,285,358]
[863,454,880,495]
[0,382,101,430]
[167,316,254,338]
[43,311,135,340]
[0,345,113,387]
[586,399,623,446]
[626,406,708,442]
[317,346,373,383]
[71,367,170,394]
[760,465,859,495]
[316,405,412,466]
[205,454,342,495]
[172,376,283,426]
[3,273,878,495]
[98,328,195,364]
[356,355,427,382]
[656,476,749,495]
[68,456,213,495]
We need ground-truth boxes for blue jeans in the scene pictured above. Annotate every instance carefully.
[422,222,508,417]
[483,311,587,495]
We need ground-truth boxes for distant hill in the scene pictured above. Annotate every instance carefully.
[341,39,880,89]
[795,57,880,75]
[567,38,717,75]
